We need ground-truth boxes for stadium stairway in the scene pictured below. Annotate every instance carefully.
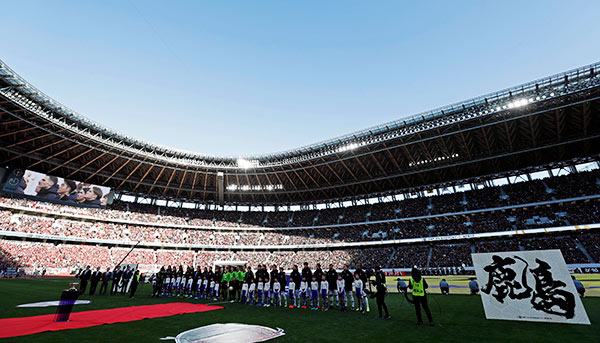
[425,246,433,268]
[385,249,397,267]
[575,239,596,263]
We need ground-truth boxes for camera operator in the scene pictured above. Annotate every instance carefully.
[372,266,390,319]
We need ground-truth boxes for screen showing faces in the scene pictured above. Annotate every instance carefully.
[3,169,111,208]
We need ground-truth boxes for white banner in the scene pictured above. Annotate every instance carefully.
[472,250,590,325]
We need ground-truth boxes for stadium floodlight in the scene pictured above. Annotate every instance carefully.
[507,98,529,109]
[236,158,257,169]
[336,142,360,153]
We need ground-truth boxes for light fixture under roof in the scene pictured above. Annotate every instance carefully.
[236,158,259,169]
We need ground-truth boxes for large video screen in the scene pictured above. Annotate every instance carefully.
[2,169,111,208]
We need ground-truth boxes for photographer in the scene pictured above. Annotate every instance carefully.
[372,266,390,319]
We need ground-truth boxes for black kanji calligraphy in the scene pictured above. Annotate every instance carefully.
[481,255,532,303]
[529,259,575,319]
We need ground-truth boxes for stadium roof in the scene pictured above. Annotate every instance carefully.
[1,60,600,205]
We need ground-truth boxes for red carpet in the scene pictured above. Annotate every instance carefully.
[0,302,223,338]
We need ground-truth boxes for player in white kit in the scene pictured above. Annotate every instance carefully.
[256,278,264,306]
[299,276,309,309]
[163,275,171,296]
[310,276,320,310]
[186,277,193,298]
[354,274,366,313]
[287,280,296,308]
[337,275,346,312]
[248,281,257,305]
[175,275,182,297]
[320,275,329,310]
[273,278,281,307]
[213,280,220,300]
[263,277,271,307]
[201,277,209,299]
[241,282,249,304]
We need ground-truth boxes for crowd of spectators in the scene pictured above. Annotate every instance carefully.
[428,244,472,267]
[579,233,600,262]
[1,169,598,229]
[1,231,597,276]
[1,198,599,248]
[521,236,588,264]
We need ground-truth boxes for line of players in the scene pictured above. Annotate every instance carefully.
[150,262,372,313]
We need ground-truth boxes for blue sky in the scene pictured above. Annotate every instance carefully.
[2,1,599,156]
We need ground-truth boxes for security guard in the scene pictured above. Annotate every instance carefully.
[408,267,434,326]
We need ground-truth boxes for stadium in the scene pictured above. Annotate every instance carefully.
[1,3,599,342]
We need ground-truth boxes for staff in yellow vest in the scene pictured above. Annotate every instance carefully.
[408,267,434,326]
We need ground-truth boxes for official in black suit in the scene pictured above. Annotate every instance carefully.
[278,267,287,289]
[89,267,102,295]
[301,262,312,282]
[79,266,92,294]
[99,268,111,295]
[290,265,301,287]
[111,266,122,295]
[121,267,132,294]
[244,266,255,284]
[314,264,324,288]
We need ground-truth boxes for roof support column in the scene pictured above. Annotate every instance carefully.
[217,172,224,205]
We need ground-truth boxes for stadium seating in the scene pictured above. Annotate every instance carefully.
[1,169,599,275]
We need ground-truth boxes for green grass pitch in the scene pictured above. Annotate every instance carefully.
[0,278,597,343]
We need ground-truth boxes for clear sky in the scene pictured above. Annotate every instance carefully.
[2,1,599,156]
